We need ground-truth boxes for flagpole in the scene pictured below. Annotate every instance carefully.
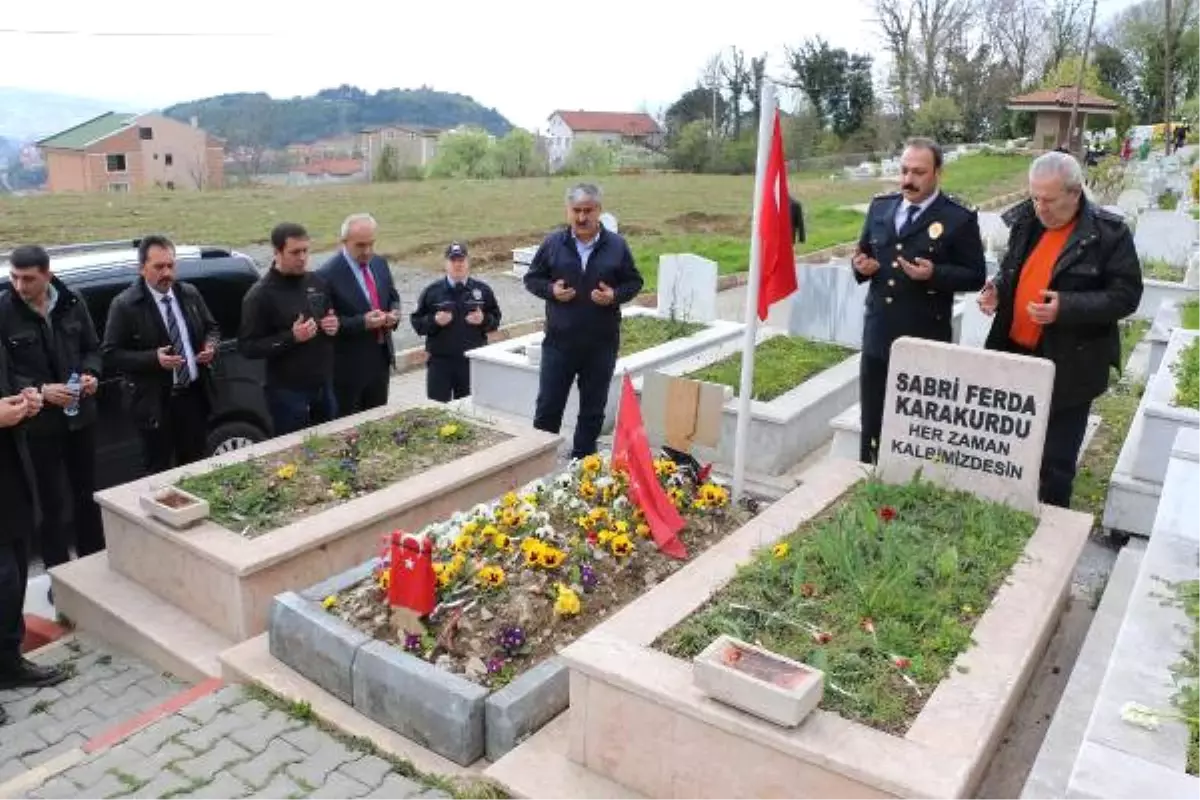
[732,82,777,502]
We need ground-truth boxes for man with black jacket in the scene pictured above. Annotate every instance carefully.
[523,183,644,459]
[102,235,220,474]
[410,242,501,402]
[240,223,340,436]
[1,245,105,571]
[0,344,67,717]
[979,151,1143,507]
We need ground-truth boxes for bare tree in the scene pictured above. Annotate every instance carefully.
[721,47,753,138]
[186,152,208,190]
[750,54,768,129]
[1045,0,1087,70]
[700,53,725,137]
[913,0,979,100]
[986,0,1045,86]
[870,0,918,123]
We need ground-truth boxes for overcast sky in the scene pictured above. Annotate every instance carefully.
[2,0,1143,133]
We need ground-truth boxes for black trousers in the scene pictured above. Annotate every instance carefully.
[140,385,210,474]
[1040,401,1092,508]
[426,355,470,403]
[0,536,28,664]
[335,347,391,418]
[28,426,105,570]
[859,353,889,464]
[533,339,618,460]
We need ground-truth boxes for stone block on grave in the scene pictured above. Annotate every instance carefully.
[1134,210,1199,267]
[656,253,719,322]
[787,260,867,348]
[876,337,1056,514]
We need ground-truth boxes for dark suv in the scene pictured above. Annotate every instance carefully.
[0,241,272,490]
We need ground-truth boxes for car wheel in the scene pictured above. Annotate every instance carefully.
[207,420,267,456]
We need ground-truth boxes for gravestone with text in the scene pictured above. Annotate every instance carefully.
[657,254,718,322]
[876,337,1055,514]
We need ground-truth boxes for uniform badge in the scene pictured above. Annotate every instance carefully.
[928,221,944,240]
[473,289,482,300]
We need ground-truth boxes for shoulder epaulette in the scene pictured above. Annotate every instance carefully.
[943,193,977,213]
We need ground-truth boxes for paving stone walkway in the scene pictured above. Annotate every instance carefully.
[1,637,459,799]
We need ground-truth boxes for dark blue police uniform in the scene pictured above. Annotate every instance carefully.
[410,276,501,402]
[854,190,987,463]
[523,225,643,459]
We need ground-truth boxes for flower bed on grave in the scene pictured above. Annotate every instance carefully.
[1174,339,1199,409]
[272,451,755,764]
[176,408,505,537]
[657,474,1038,733]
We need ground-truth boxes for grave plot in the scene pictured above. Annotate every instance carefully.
[1148,296,1200,375]
[1105,328,1200,537]
[55,405,559,658]
[466,305,743,433]
[1132,211,1200,320]
[635,329,859,477]
[269,452,761,765]
[485,337,1093,799]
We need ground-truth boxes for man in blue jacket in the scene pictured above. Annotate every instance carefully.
[523,183,643,459]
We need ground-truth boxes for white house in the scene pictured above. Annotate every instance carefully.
[545,110,664,170]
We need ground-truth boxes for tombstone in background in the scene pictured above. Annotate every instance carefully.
[1134,210,1200,268]
[977,212,1009,253]
[957,299,994,349]
[600,212,619,233]
[787,260,868,347]
[657,253,719,322]
[1116,188,1150,217]
[876,337,1055,514]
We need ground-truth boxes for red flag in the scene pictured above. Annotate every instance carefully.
[756,109,797,321]
[611,375,688,560]
[388,531,437,616]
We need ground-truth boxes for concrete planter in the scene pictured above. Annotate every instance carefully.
[270,558,570,767]
[1147,299,1184,376]
[83,405,559,643]
[466,305,744,435]
[1132,328,1200,485]
[632,328,859,476]
[1133,278,1197,322]
[486,457,1093,799]
[1066,430,1199,799]
[692,634,824,728]
[138,486,210,529]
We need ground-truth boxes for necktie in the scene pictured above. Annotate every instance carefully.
[359,263,385,343]
[902,203,920,233]
[162,296,191,388]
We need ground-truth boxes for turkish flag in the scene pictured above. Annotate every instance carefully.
[756,109,797,321]
[611,375,688,560]
[388,531,437,616]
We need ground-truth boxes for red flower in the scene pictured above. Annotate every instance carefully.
[892,655,911,670]
[813,631,832,644]
[799,583,817,598]
[586,532,599,546]
[879,506,897,523]
[860,617,876,634]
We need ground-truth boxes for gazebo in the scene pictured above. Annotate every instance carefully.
[1007,86,1120,153]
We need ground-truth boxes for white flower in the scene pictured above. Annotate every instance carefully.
[554,473,574,489]
[594,475,614,489]
[534,510,551,525]
[611,495,630,510]
[535,524,555,539]
[550,488,569,506]
[519,502,537,517]
[1120,702,1161,731]
[471,503,491,517]
[523,479,546,494]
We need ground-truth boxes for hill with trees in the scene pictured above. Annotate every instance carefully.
[162,84,514,150]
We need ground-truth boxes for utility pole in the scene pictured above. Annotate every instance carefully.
[1067,0,1100,157]
[1165,0,1174,153]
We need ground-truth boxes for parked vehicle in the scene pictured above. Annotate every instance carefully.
[0,241,272,490]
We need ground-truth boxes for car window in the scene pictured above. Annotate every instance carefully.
[184,268,253,340]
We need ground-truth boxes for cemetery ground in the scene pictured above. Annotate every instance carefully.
[0,152,1032,292]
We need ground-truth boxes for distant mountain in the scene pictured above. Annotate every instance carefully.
[0,87,139,142]
[162,84,515,149]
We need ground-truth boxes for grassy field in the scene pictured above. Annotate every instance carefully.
[0,152,1032,288]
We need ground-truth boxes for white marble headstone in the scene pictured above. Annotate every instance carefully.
[977,212,1009,253]
[786,260,868,348]
[876,337,1055,514]
[1134,210,1200,267]
[657,253,718,322]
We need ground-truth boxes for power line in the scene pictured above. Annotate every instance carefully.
[0,28,269,37]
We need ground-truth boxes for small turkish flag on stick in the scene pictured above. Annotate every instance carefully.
[387,531,437,616]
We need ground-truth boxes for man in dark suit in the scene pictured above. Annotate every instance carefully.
[0,345,68,709]
[318,214,401,417]
[852,137,987,464]
[102,235,221,474]
[410,242,502,402]
[524,183,644,459]
[979,151,1143,507]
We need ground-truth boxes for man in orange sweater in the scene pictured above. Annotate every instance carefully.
[979,151,1143,507]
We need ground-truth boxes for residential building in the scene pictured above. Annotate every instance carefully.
[37,112,225,193]
[545,110,664,170]
[359,125,441,178]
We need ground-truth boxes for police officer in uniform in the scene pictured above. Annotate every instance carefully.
[410,242,501,402]
[852,137,987,464]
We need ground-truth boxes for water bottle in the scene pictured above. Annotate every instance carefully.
[64,372,81,418]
